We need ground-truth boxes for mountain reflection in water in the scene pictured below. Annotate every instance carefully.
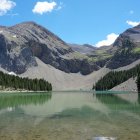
[0,92,139,140]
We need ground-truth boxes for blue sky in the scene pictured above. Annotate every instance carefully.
[0,0,140,47]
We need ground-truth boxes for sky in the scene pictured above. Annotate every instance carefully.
[0,0,140,47]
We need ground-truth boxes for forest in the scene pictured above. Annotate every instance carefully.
[93,64,140,92]
[137,74,140,93]
[0,71,52,91]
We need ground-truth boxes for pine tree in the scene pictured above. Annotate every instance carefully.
[93,64,140,92]
[136,73,140,93]
[0,71,52,91]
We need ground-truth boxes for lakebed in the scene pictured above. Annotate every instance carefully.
[0,92,139,140]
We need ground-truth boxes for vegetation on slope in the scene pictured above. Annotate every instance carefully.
[107,39,140,69]
[88,47,114,62]
[0,71,52,91]
[93,64,140,91]
[133,43,140,54]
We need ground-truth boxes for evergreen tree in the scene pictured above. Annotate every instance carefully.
[0,71,52,91]
[94,64,140,93]
[136,73,140,93]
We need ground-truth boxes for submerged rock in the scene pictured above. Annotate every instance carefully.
[93,137,116,140]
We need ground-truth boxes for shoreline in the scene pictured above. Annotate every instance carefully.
[0,90,138,94]
[0,90,52,93]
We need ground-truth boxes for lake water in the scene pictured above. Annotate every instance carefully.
[0,92,140,140]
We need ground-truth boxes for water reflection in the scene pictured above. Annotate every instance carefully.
[21,93,110,118]
[95,93,140,115]
[138,94,140,104]
[0,92,52,110]
[0,92,140,140]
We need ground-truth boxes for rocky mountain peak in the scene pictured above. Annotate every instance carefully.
[1,21,139,76]
[107,24,140,69]
[134,23,140,28]
[0,21,101,75]
[113,24,140,48]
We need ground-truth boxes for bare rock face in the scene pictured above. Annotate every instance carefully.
[107,24,140,69]
[69,43,96,54]
[0,22,100,75]
[1,21,140,75]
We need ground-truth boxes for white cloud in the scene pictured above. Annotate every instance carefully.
[0,0,16,16]
[95,33,119,47]
[126,20,140,27]
[32,1,57,15]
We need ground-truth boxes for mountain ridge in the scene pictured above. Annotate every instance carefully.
[0,21,140,90]
[0,21,101,75]
[107,24,140,69]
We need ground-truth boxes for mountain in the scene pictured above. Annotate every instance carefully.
[93,24,140,92]
[69,44,96,54]
[0,22,100,75]
[107,24,140,69]
[0,21,140,90]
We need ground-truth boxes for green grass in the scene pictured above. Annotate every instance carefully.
[66,48,113,63]
[133,47,140,54]
[88,54,112,62]
[94,50,107,55]
[64,52,88,60]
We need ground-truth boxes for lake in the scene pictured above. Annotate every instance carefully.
[0,92,140,140]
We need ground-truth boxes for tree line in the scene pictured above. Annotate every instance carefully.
[93,64,140,92]
[137,74,140,93]
[0,71,52,91]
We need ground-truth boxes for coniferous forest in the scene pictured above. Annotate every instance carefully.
[0,71,52,91]
[137,74,140,93]
[93,64,140,92]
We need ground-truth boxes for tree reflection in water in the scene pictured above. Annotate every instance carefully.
[0,92,52,110]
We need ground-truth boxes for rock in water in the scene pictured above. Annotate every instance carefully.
[93,137,116,140]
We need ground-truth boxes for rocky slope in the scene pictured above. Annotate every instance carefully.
[0,21,140,90]
[69,44,96,54]
[110,78,137,92]
[0,22,100,75]
[107,24,140,69]
[21,57,109,90]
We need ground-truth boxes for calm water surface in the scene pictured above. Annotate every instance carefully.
[0,92,140,140]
